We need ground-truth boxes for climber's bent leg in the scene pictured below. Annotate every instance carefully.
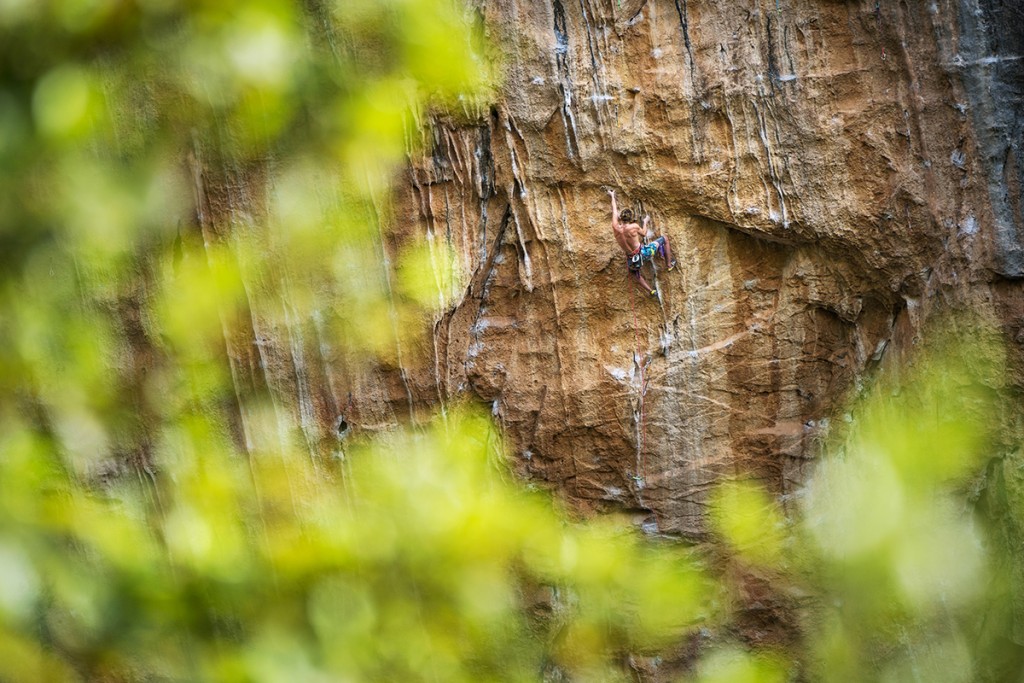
[632,271,657,298]
[657,236,676,270]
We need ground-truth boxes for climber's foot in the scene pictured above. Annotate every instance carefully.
[649,288,660,300]
[667,259,677,272]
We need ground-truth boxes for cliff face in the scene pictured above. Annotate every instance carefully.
[207,0,1023,537]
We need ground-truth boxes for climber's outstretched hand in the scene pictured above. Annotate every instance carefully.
[607,188,619,226]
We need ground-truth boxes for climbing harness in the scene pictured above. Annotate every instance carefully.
[628,239,665,273]
[628,250,645,273]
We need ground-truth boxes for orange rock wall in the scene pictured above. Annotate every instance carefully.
[211,0,1024,537]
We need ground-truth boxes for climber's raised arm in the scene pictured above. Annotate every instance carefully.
[608,188,619,229]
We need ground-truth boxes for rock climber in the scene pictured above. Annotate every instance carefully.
[607,189,675,299]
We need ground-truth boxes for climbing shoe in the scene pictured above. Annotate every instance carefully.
[650,288,660,300]
[667,260,678,271]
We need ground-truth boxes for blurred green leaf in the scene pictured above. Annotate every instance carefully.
[711,479,786,568]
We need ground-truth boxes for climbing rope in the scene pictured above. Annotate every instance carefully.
[628,276,649,487]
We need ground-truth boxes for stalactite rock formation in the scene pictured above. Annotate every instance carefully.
[206,0,1023,538]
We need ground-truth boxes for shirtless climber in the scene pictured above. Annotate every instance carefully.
[607,189,675,299]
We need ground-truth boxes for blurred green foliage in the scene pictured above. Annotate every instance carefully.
[1,0,1022,681]
[795,328,1019,683]
[710,323,1024,682]
[0,1,719,681]
[0,404,718,681]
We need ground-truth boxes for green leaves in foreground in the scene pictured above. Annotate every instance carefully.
[710,323,1016,683]
[2,1,714,681]
[0,407,716,682]
[798,333,1002,683]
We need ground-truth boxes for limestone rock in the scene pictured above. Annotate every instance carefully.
[211,0,1024,538]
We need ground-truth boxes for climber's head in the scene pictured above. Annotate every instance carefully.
[619,208,634,224]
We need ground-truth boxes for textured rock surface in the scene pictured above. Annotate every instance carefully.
[204,0,1023,537]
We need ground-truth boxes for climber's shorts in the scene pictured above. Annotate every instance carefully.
[627,237,666,272]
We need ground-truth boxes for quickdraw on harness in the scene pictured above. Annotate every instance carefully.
[628,241,660,273]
